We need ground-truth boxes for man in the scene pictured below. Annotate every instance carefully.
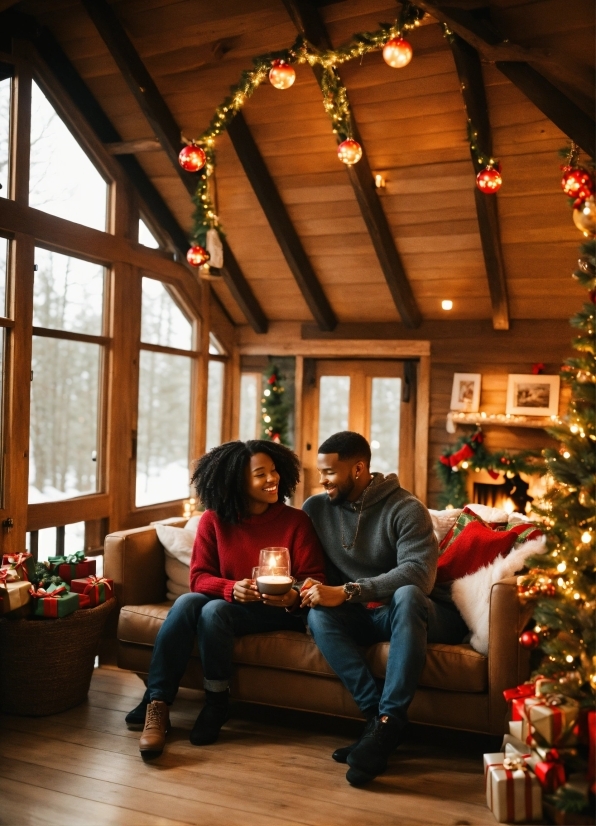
[301,431,467,787]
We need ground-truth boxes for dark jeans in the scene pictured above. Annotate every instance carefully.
[144,592,305,703]
[307,584,468,727]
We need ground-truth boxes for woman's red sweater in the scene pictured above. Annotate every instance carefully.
[189,501,327,602]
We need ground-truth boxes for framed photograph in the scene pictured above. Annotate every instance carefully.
[450,373,482,413]
[506,374,560,416]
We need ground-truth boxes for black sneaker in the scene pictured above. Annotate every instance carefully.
[189,690,230,746]
[332,716,376,763]
[345,714,404,785]
[125,698,149,730]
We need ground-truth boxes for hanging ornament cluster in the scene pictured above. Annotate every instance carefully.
[260,364,291,445]
[185,2,425,252]
[560,143,595,239]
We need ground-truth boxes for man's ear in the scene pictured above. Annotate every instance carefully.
[354,459,366,479]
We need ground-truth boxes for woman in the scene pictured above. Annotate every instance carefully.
[126,439,326,760]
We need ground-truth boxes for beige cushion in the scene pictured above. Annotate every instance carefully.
[118,602,488,694]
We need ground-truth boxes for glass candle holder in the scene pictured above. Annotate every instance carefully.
[258,547,290,576]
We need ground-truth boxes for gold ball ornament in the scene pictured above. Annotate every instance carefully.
[573,195,596,238]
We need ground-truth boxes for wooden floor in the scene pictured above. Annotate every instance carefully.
[0,666,506,826]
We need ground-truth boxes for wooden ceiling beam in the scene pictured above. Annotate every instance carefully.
[415,2,595,157]
[78,0,268,333]
[448,33,509,330]
[228,113,336,331]
[281,0,422,329]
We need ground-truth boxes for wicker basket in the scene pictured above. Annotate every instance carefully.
[0,599,115,716]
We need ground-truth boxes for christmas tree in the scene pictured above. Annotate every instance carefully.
[260,364,290,445]
[527,240,595,696]
[520,240,595,814]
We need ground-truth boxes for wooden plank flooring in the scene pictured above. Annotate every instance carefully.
[0,666,505,826]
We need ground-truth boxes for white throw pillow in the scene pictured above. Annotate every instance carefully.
[451,536,546,655]
[156,516,202,601]
[428,508,462,545]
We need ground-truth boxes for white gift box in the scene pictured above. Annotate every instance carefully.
[484,752,542,823]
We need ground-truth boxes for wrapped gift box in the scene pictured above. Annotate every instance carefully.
[509,719,531,744]
[2,552,35,581]
[49,552,96,583]
[30,584,79,618]
[70,576,113,607]
[0,578,31,614]
[485,754,542,823]
[77,593,91,610]
[525,696,579,748]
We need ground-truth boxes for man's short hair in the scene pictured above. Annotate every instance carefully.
[318,431,371,465]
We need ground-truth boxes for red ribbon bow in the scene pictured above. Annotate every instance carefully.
[29,586,67,599]
[503,683,537,703]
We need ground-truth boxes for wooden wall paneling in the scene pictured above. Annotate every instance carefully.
[414,355,430,504]
[192,281,210,460]
[10,48,31,205]
[227,112,336,331]
[105,261,140,532]
[293,354,305,506]
[5,233,34,555]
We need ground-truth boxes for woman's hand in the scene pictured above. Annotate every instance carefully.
[233,579,261,603]
[300,583,347,608]
[261,588,299,609]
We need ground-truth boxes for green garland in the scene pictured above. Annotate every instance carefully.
[260,364,291,445]
[188,2,425,247]
[436,428,545,509]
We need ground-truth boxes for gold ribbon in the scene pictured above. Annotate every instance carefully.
[502,756,528,772]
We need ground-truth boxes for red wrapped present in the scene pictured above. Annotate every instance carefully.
[29,584,79,618]
[49,551,96,583]
[77,593,91,610]
[2,552,35,581]
[70,576,113,607]
[527,748,567,793]
[588,710,595,795]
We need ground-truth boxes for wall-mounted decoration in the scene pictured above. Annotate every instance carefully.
[450,373,482,413]
[506,374,560,417]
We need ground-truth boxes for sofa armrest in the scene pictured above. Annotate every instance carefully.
[104,526,167,608]
[487,576,534,733]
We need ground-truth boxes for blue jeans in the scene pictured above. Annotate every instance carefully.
[144,592,306,703]
[307,584,468,727]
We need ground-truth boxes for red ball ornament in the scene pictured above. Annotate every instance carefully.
[476,165,502,194]
[383,37,413,68]
[337,138,362,166]
[269,60,296,90]
[519,630,540,649]
[186,245,210,267]
[178,145,206,172]
[561,166,594,202]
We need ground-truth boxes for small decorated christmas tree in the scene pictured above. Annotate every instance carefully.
[260,364,290,445]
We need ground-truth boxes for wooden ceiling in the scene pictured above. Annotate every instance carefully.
[8,0,596,331]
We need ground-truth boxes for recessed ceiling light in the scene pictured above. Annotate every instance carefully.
[442,300,453,310]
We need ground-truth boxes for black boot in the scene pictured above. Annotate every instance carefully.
[345,714,404,786]
[125,698,149,730]
[332,706,378,763]
[190,689,230,746]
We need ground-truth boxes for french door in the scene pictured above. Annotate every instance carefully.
[300,359,415,501]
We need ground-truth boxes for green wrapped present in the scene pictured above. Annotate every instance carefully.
[30,583,79,618]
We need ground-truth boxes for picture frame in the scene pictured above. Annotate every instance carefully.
[450,373,482,413]
[506,374,560,417]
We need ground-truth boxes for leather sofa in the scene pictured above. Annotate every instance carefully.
[104,519,533,735]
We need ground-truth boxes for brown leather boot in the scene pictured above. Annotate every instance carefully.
[139,700,169,759]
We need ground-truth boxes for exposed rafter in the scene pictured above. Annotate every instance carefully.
[77,0,268,333]
[448,33,508,330]
[415,1,595,158]
[281,0,422,329]
[227,113,336,331]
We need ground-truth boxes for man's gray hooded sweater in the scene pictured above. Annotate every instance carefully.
[303,472,452,605]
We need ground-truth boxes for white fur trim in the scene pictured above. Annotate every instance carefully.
[451,537,546,655]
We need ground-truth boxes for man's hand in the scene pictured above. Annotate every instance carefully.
[300,583,347,608]
[233,579,261,603]
[261,588,299,609]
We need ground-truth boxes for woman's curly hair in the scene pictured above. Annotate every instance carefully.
[191,440,300,524]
